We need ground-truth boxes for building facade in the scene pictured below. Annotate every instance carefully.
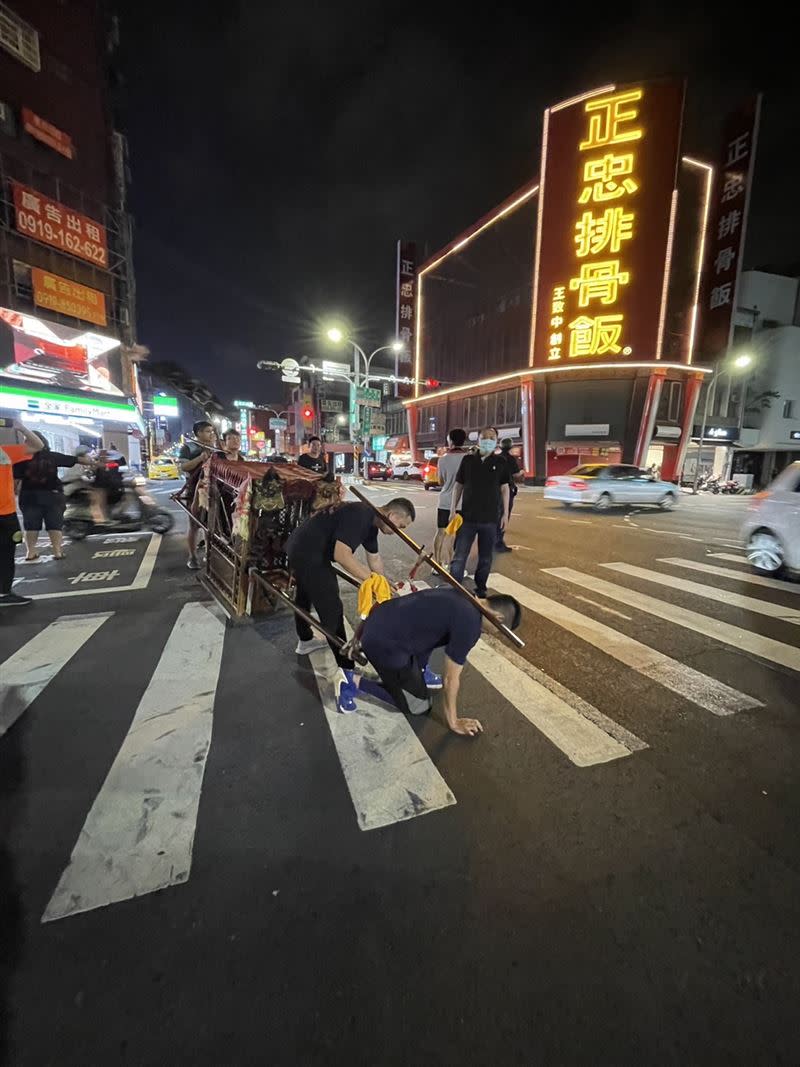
[403,82,726,482]
[0,1,142,459]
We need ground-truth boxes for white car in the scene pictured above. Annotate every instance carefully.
[740,462,800,577]
[544,464,679,511]
[391,461,423,481]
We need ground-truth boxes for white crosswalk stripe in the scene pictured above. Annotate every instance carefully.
[601,562,800,624]
[489,573,761,716]
[659,557,800,594]
[0,613,113,738]
[43,601,227,922]
[544,567,800,673]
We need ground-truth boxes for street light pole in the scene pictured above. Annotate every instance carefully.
[692,353,753,493]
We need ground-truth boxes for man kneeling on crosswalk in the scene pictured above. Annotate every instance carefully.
[355,586,522,736]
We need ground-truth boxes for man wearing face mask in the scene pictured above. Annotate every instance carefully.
[448,426,510,600]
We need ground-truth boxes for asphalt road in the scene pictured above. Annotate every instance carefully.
[2,479,799,1066]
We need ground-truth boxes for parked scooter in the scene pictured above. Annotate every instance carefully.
[63,475,174,539]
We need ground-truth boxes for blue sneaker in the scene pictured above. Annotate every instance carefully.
[422,666,443,690]
[336,669,359,714]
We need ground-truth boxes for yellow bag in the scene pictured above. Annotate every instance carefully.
[357,573,392,619]
[444,514,463,536]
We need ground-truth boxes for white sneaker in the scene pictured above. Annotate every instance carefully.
[295,636,328,655]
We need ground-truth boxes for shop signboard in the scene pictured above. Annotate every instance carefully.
[12,182,108,268]
[696,96,762,362]
[320,398,343,412]
[395,240,416,397]
[0,382,142,428]
[31,267,107,327]
[233,399,254,409]
[531,81,685,369]
[0,306,122,394]
[22,107,74,159]
[152,396,179,418]
[369,413,386,435]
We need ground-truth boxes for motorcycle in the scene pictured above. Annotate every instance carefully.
[63,475,175,539]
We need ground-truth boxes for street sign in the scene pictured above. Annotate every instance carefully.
[356,386,381,408]
[280,357,301,384]
[234,399,255,409]
[269,417,287,429]
[320,398,343,413]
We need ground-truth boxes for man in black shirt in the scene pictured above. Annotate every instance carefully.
[358,587,521,735]
[297,435,328,475]
[495,438,523,552]
[448,426,510,598]
[179,420,217,569]
[287,497,415,712]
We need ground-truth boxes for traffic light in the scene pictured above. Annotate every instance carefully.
[425,378,441,389]
[302,405,314,421]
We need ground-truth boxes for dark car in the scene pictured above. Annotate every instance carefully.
[366,460,389,481]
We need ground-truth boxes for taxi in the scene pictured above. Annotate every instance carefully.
[147,455,180,480]
[423,456,440,489]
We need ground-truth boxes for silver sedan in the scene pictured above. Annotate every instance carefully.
[544,464,679,511]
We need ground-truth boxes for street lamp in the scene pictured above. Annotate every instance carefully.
[325,326,405,386]
[692,353,754,492]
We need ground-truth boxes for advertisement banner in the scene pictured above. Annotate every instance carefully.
[696,96,762,362]
[0,307,122,395]
[22,107,74,159]
[12,182,108,268]
[31,267,107,327]
[531,81,685,368]
[395,240,416,397]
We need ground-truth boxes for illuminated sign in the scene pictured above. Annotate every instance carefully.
[395,241,416,398]
[0,383,142,427]
[531,82,685,369]
[12,182,108,268]
[233,399,254,409]
[31,267,107,327]
[152,396,179,418]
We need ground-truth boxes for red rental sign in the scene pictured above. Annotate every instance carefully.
[12,182,108,268]
[531,81,685,369]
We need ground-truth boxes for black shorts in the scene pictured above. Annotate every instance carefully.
[437,508,451,529]
[19,490,66,532]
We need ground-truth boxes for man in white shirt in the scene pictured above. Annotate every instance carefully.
[433,428,469,562]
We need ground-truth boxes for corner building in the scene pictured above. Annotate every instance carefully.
[405,81,714,483]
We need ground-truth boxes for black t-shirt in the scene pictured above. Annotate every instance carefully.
[498,450,521,493]
[287,501,379,563]
[13,451,77,494]
[179,442,204,464]
[361,588,482,669]
[456,452,510,523]
[297,453,327,474]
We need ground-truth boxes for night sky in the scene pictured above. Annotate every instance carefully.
[115,2,795,405]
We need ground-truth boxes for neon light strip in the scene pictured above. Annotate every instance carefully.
[682,156,714,366]
[528,107,550,367]
[655,188,679,359]
[414,181,539,395]
[549,84,616,113]
[402,361,711,406]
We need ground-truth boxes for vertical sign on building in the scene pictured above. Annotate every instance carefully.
[531,82,685,368]
[395,240,416,397]
[696,96,762,362]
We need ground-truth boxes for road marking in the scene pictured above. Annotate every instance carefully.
[570,519,592,524]
[492,573,761,716]
[602,562,800,624]
[471,636,643,765]
[659,557,800,595]
[307,644,455,831]
[542,516,561,521]
[543,567,800,674]
[0,613,113,739]
[572,594,632,621]
[42,602,226,922]
[612,524,629,530]
[708,552,746,563]
[29,535,162,601]
[675,534,705,542]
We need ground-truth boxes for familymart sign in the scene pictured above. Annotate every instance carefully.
[0,383,143,428]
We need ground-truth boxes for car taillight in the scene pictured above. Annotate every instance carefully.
[545,478,558,487]
[569,480,588,490]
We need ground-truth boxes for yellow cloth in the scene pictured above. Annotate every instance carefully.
[444,513,463,536]
[357,573,392,619]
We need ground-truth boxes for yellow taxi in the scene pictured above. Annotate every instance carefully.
[423,456,440,489]
[148,455,180,480]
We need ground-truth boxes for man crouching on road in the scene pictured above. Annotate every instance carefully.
[286,497,416,712]
[356,586,522,736]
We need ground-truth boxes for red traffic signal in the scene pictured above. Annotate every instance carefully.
[302,406,314,419]
[425,378,441,389]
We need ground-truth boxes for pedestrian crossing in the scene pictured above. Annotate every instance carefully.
[2,547,798,922]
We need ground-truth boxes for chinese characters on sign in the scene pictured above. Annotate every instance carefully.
[395,240,416,397]
[31,267,107,327]
[697,97,761,361]
[532,82,685,368]
[12,182,108,268]
[22,108,74,159]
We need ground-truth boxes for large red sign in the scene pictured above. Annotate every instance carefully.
[531,81,685,369]
[12,182,108,268]
[696,97,761,362]
[22,108,74,159]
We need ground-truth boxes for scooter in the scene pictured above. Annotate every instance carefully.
[63,476,174,539]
